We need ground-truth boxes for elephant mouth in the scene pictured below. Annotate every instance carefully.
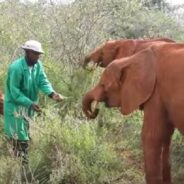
[104,100,110,107]
[104,97,121,109]
[83,62,99,71]
[104,97,114,108]
[98,61,104,67]
[83,60,104,70]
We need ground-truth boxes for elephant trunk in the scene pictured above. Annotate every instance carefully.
[82,92,99,119]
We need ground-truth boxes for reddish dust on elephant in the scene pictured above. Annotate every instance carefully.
[82,42,184,184]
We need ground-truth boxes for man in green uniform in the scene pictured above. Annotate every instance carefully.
[4,40,63,162]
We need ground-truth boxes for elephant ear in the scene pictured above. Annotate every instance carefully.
[117,48,156,115]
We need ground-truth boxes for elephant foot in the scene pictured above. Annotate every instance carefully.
[147,182,162,184]
[146,177,162,184]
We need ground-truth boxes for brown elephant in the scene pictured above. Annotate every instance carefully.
[82,42,184,184]
[0,91,3,115]
[83,37,175,68]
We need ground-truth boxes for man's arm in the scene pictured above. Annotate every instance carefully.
[38,62,55,96]
[38,62,64,102]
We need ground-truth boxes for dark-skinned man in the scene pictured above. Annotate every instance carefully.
[4,40,63,163]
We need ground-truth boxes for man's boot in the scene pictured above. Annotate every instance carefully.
[13,140,29,164]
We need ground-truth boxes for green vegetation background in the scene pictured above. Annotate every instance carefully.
[0,0,184,183]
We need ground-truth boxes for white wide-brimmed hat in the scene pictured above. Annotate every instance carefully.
[21,40,44,54]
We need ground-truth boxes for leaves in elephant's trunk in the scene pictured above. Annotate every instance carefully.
[83,62,99,71]
[87,108,99,119]
[87,101,99,119]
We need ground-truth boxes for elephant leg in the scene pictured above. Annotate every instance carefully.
[142,122,174,184]
[142,99,169,184]
[142,131,163,184]
[162,124,174,184]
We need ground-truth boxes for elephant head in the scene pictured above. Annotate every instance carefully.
[83,40,136,68]
[82,47,156,118]
[83,38,174,69]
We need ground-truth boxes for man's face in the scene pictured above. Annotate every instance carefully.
[26,50,41,65]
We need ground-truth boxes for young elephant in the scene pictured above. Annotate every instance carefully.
[82,42,184,184]
[83,38,174,68]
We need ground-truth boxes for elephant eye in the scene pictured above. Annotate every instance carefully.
[100,83,105,88]
[101,50,104,58]
[98,51,103,62]
[104,83,112,92]
[100,83,108,92]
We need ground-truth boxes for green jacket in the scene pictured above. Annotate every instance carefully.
[4,57,54,141]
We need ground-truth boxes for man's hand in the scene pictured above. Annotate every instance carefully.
[52,93,64,102]
[31,103,42,112]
